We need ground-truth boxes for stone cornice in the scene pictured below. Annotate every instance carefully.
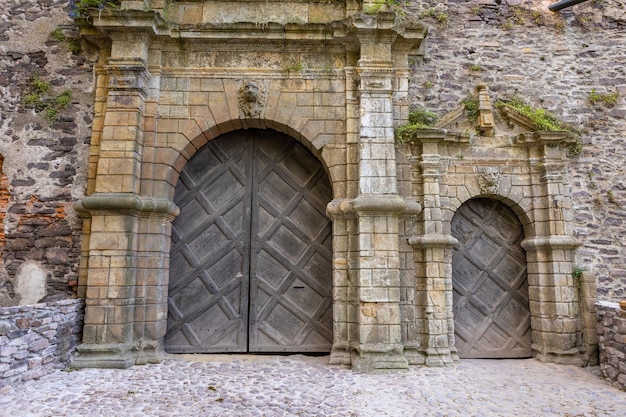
[78,9,426,54]
[514,130,578,147]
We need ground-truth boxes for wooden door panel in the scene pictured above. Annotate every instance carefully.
[249,133,333,352]
[452,198,531,359]
[166,130,332,353]
[165,134,252,353]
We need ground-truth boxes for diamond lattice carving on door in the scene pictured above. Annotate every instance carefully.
[165,129,333,353]
[451,198,532,358]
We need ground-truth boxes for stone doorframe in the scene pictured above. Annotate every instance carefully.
[72,3,427,372]
[400,126,586,367]
[72,2,589,371]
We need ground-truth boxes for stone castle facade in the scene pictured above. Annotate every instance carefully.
[0,0,624,374]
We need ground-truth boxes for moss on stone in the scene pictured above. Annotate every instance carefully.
[395,107,439,143]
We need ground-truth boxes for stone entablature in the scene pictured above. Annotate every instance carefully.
[72,1,591,371]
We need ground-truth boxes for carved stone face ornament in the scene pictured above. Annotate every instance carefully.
[238,80,267,119]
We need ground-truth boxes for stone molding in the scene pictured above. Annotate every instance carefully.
[74,193,180,219]
[327,196,422,220]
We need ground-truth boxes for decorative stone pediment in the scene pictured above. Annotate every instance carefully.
[427,84,576,149]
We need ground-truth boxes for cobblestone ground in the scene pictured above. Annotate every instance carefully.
[1,355,625,417]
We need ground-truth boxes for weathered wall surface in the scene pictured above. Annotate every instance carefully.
[0,0,624,307]
[407,0,626,300]
[596,301,626,390]
[0,299,84,391]
[0,0,94,305]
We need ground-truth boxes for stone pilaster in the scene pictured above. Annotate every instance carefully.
[520,131,582,365]
[73,194,178,368]
[406,129,458,366]
[348,18,412,372]
[72,31,175,368]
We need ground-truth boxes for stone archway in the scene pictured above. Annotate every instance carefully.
[164,129,333,353]
[451,198,531,359]
[71,1,428,371]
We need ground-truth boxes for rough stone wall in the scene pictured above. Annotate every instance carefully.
[405,0,626,301]
[596,301,626,391]
[0,0,94,305]
[0,299,84,392]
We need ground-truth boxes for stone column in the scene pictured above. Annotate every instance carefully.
[73,31,176,368]
[521,132,582,365]
[406,130,458,366]
[348,18,408,372]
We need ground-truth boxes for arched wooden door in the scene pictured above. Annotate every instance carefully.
[165,129,333,353]
[451,198,531,358]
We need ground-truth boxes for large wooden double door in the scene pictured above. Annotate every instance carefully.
[165,130,333,353]
[451,198,532,358]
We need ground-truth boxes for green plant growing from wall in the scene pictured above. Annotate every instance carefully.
[284,61,304,72]
[509,6,527,25]
[71,0,121,19]
[497,97,583,157]
[23,76,73,123]
[363,0,405,15]
[554,19,566,31]
[531,11,543,25]
[462,96,479,122]
[569,138,583,157]
[496,97,564,131]
[571,267,583,289]
[395,107,439,143]
[588,89,619,107]
[607,190,619,205]
[500,21,514,31]
[420,8,449,28]
[50,27,66,43]
[469,64,483,72]
[49,26,82,54]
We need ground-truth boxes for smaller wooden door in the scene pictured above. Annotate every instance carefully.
[451,198,532,358]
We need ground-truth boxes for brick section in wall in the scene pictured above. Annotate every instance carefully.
[0,299,84,393]
[596,301,626,391]
[0,0,95,304]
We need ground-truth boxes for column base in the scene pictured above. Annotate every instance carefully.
[351,344,409,373]
[329,345,352,366]
[403,345,426,365]
[424,347,458,367]
[533,345,583,366]
[72,340,165,369]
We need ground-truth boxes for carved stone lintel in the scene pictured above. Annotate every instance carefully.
[237,79,268,119]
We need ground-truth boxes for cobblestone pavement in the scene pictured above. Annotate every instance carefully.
[1,355,625,417]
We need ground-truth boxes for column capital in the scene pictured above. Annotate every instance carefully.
[326,196,421,219]
[74,193,179,219]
